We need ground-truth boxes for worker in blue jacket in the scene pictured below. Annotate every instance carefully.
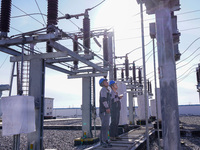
[109,80,123,141]
[99,78,112,148]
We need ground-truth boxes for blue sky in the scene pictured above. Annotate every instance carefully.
[0,0,199,108]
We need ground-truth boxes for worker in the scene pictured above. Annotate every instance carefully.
[99,78,112,148]
[109,80,123,141]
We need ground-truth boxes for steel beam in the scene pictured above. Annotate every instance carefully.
[68,72,107,79]
[0,46,21,56]
[49,41,106,72]
[10,52,68,62]
[0,33,62,46]
[0,46,74,75]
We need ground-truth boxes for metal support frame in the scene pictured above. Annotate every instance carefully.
[27,58,45,150]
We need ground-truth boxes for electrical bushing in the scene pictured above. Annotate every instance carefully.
[73,35,78,69]
[0,0,12,37]
[132,61,136,82]
[114,65,117,81]
[47,0,58,26]
[125,55,129,80]
[138,68,142,85]
[47,0,58,52]
[83,10,90,54]
[121,69,124,81]
[103,34,108,67]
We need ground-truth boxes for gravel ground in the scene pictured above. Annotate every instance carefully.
[0,116,200,150]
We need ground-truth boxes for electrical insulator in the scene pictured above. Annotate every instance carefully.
[47,0,58,53]
[73,35,78,70]
[0,0,12,37]
[147,80,150,93]
[83,10,90,54]
[121,69,124,81]
[103,34,108,67]
[171,12,181,61]
[114,65,117,81]
[47,0,58,26]
[125,55,129,80]
[150,81,152,94]
[197,66,200,84]
[132,61,136,82]
[138,68,142,85]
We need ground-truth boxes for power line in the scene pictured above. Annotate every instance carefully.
[178,17,200,23]
[177,52,200,70]
[0,55,9,69]
[177,64,198,80]
[180,27,200,32]
[177,10,200,15]
[11,13,47,18]
[181,37,200,55]
[177,47,200,65]
[177,70,196,83]
[35,0,46,26]
[126,40,152,55]
[88,0,106,11]
[12,3,45,26]
[58,9,82,31]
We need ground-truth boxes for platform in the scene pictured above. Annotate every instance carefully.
[86,126,155,150]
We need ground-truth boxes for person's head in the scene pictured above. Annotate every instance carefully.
[109,80,118,90]
[99,78,108,87]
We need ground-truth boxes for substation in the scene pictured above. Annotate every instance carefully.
[0,0,200,150]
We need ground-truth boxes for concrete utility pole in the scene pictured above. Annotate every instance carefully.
[136,1,149,149]
[142,0,181,149]
[27,58,45,150]
[155,2,181,149]
[149,22,161,150]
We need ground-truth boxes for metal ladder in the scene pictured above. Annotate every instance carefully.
[10,51,30,96]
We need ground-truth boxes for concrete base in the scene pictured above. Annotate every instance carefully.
[74,137,99,146]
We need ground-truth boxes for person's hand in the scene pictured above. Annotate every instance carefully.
[106,109,110,114]
[119,95,123,99]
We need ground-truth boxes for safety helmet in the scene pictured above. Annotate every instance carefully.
[109,80,116,86]
[99,78,107,86]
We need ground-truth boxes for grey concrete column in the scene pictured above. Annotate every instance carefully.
[82,77,92,138]
[27,58,45,150]
[128,92,134,124]
[155,2,181,149]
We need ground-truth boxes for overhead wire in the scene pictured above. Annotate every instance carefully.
[35,0,46,26]
[12,3,45,26]
[177,69,196,83]
[179,37,200,55]
[0,55,9,69]
[126,40,152,55]
[177,52,200,70]
[88,0,106,11]
[177,64,199,80]
[11,13,47,18]
[177,47,200,65]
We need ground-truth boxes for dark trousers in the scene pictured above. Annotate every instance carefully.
[100,112,110,142]
[110,108,120,137]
